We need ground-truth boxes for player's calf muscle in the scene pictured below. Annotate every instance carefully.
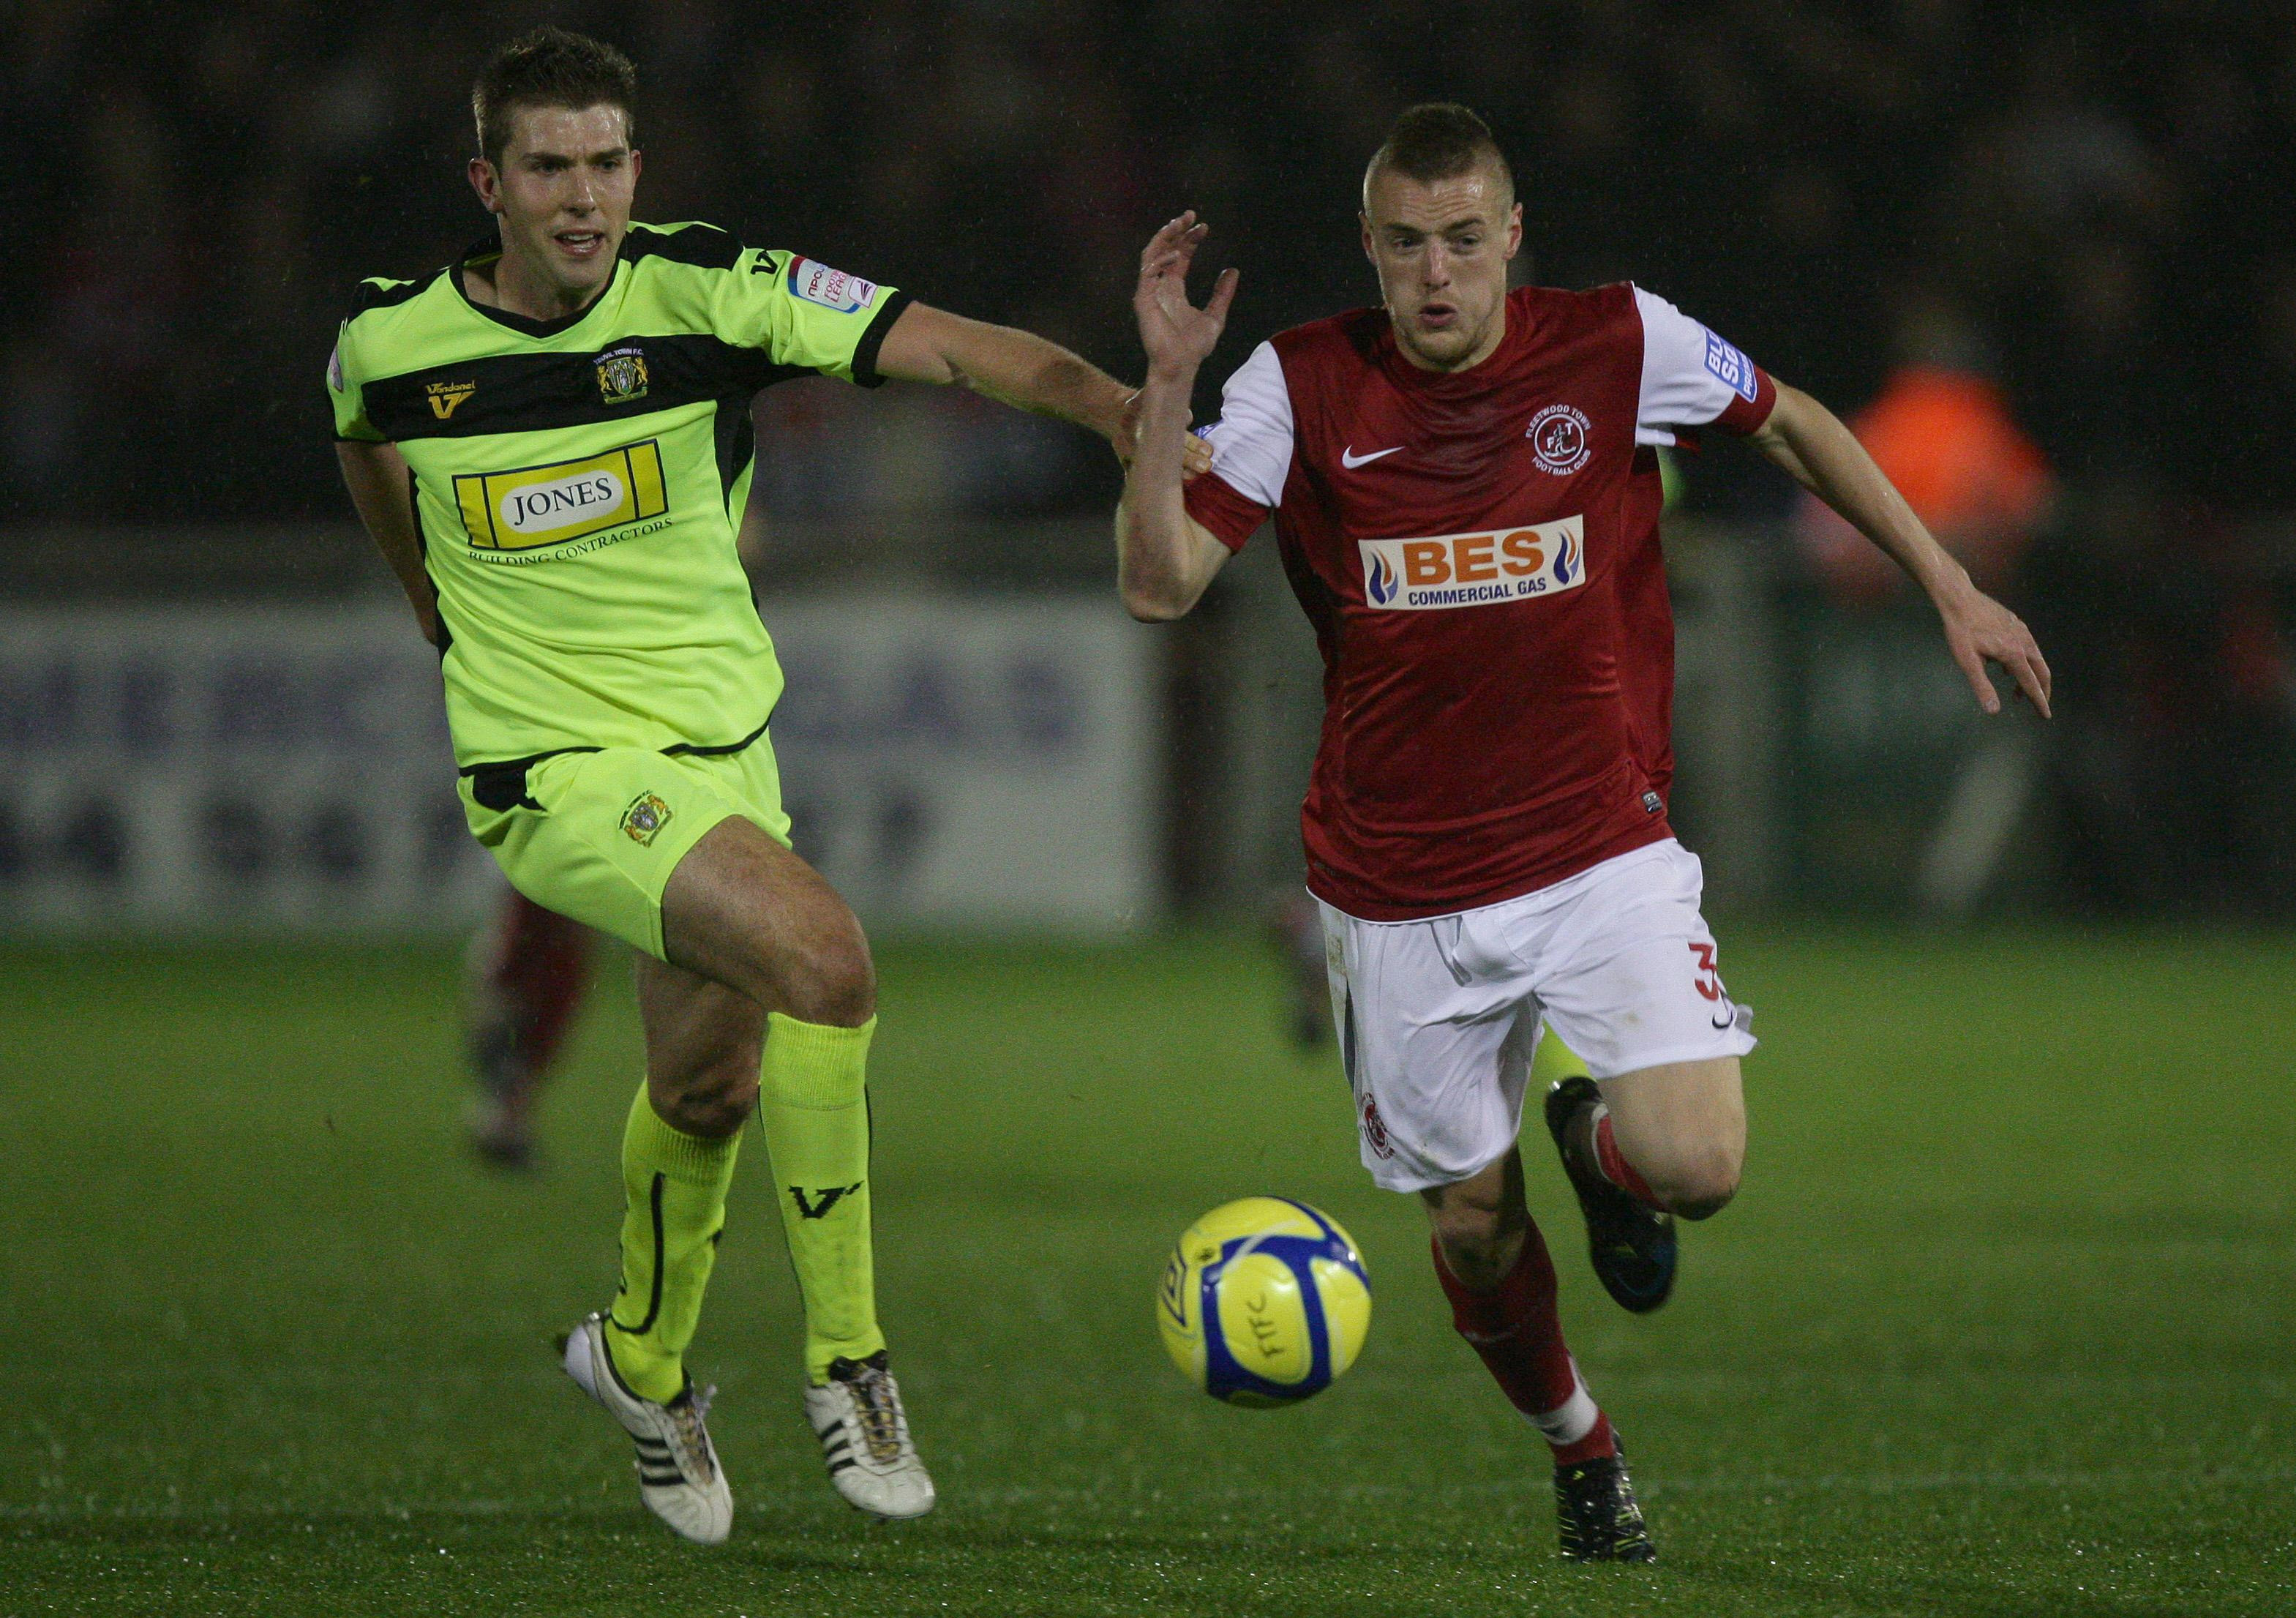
[650,1052,759,1139]
[634,961,765,1136]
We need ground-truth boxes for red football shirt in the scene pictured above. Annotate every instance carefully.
[1183,282,1776,921]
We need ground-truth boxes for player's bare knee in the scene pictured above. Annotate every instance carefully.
[1422,1182,1524,1286]
[1427,1196,1496,1246]
[1435,1228,1513,1289]
[1658,1144,1741,1221]
[781,924,877,1027]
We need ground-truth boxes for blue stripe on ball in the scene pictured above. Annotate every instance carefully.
[1269,1196,1372,1292]
[1199,1231,1345,1404]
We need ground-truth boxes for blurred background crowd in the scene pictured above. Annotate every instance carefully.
[5,0,2294,916]
[8,0,2292,521]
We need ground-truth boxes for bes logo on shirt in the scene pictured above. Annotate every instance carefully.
[1359,516,1586,612]
[1703,329,1759,402]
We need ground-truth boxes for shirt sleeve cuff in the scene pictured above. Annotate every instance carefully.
[1182,468,1269,552]
[849,290,915,389]
[1712,367,1778,435]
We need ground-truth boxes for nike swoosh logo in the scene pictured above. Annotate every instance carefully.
[1340,445,1403,469]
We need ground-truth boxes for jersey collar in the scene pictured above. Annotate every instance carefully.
[451,237,622,338]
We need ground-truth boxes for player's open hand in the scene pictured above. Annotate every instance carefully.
[1136,211,1238,381]
[1940,583,2052,718]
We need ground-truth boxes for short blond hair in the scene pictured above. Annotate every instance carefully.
[1364,103,1514,204]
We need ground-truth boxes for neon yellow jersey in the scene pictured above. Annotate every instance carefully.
[328,222,909,768]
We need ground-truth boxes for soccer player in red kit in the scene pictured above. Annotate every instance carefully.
[462,889,595,1168]
[1117,105,2051,1561]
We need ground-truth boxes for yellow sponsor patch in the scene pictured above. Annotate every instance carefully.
[454,441,669,551]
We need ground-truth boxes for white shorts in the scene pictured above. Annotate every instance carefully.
[1320,839,1755,1194]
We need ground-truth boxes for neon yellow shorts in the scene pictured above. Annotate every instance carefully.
[457,738,792,960]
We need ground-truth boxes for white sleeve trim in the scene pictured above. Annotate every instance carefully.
[1198,340,1294,509]
[1634,285,1760,445]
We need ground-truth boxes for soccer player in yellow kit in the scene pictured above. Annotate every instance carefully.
[331,27,1192,1543]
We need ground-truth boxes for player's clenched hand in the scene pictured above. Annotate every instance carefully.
[1940,583,2052,718]
[1135,211,1238,381]
[1114,389,1214,478]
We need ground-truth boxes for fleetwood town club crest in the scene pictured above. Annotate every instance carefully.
[1360,1095,1394,1158]
[596,345,650,405]
[1527,402,1592,475]
[620,790,673,846]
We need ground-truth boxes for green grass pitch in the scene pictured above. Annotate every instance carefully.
[1,926,2291,1616]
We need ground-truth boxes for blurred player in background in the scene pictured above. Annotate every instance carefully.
[1794,286,2055,604]
[331,27,1198,1544]
[1119,105,2051,1561]
[463,885,594,1167]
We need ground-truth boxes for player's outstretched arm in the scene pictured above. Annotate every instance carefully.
[871,301,1207,476]
[1749,383,2052,718]
[1117,213,1239,622]
[336,441,440,647]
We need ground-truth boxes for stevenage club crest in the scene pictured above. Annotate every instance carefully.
[596,345,650,405]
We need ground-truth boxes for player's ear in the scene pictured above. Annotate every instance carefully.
[1359,211,1375,265]
[468,156,501,214]
[1504,201,1523,261]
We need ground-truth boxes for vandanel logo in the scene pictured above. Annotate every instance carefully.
[425,380,478,419]
[453,441,668,551]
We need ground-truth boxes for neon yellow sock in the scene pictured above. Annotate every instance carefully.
[1532,1022,1593,1087]
[758,1013,884,1384]
[604,1083,740,1404]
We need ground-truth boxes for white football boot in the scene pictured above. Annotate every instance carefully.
[803,1351,937,1519]
[560,1312,732,1545]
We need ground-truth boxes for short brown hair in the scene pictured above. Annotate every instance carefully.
[1365,103,1514,201]
[472,27,638,166]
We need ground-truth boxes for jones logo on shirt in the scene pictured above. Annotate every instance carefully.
[504,470,623,532]
[1357,515,1586,611]
[787,255,879,313]
[454,440,669,551]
